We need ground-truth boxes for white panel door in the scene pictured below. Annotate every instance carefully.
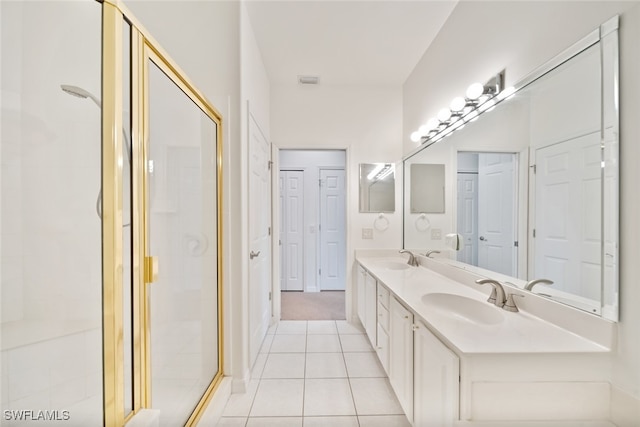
[249,113,272,366]
[534,132,601,300]
[319,169,346,291]
[279,170,304,291]
[477,153,517,276]
[456,173,478,265]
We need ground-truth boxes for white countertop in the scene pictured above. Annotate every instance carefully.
[357,255,610,355]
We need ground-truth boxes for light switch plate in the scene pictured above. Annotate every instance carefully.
[362,228,373,239]
[431,228,442,240]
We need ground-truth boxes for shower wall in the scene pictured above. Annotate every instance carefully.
[1,1,103,423]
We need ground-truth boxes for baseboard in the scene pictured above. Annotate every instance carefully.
[231,368,250,393]
[611,385,640,427]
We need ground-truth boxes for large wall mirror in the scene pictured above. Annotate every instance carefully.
[403,17,619,321]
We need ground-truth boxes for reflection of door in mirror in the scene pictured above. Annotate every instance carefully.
[457,152,518,277]
[533,133,601,309]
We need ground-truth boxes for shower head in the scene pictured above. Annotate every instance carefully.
[61,83,131,164]
[61,84,101,108]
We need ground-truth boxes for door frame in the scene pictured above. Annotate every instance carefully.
[271,147,351,322]
[101,2,225,425]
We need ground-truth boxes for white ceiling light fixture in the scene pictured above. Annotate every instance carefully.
[410,70,508,146]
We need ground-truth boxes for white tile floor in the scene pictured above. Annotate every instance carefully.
[216,320,410,427]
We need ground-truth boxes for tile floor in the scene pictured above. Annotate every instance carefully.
[216,320,411,427]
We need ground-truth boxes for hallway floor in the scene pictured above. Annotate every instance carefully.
[215,320,410,426]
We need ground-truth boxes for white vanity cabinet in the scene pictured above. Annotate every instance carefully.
[376,283,390,373]
[414,319,460,427]
[356,266,377,347]
[356,265,366,327]
[364,269,378,347]
[389,296,414,423]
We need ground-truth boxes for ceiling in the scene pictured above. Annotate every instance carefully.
[245,1,458,87]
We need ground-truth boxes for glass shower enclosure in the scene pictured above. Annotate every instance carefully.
[1,1,224,426]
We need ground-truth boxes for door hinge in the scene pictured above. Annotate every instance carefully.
[514,241,518,247]
[319,223,321,232]
[268,226,271,236]
[268,160,273,170]
[319,269,321,276]
[269,291,272,301]
[531,164,537,174]
[533,229,536,238]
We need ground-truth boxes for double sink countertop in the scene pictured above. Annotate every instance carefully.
[356,255,611,355]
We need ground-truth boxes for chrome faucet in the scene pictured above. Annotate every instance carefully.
[399,249,420,267]
[524,278,554,291]
[476,278,506,308]
[425,250,441,258]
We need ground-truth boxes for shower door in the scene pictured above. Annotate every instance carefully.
[142,46,222,426]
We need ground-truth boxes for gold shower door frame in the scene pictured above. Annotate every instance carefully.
[101,2,224,426]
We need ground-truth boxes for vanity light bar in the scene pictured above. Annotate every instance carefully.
[411,71,514,145]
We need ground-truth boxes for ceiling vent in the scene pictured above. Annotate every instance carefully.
[298,75,319,85]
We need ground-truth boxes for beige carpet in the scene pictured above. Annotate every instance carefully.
[281,291,346,320]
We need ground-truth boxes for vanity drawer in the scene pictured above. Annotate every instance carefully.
[378,301,390,332]
[377,283,390,308]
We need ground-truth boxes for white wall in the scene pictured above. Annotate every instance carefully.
[403,1,640,423]
[271,84,403,319]
[280,149,346,292]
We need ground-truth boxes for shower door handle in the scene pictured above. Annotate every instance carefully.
[144,256,159,283]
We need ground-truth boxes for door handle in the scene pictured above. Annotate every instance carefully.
[144,256,159,284]
[479,236,487,241]
[250,250,261,259]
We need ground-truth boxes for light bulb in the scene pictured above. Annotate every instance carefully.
[437,108,452,122]
[450,96,466,112]
[418,124,429,136]
[426,117,439,130]
[410,131,421,143]
[466,82,484,100]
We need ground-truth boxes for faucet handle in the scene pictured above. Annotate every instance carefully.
[486,287,497,304]
[504,293,524,312]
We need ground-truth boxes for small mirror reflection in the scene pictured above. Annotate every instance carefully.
[359,163,395,213]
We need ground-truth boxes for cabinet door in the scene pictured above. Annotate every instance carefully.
[376,322,389,374]
[390,297,414,423]
[364,272,377,347]
[414,320,459,427]
[357,266,366,327]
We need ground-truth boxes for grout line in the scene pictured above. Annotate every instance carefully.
[302,328,308,418]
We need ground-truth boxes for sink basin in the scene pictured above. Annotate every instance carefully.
[377,261,412,271]
[421,293,504,325]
